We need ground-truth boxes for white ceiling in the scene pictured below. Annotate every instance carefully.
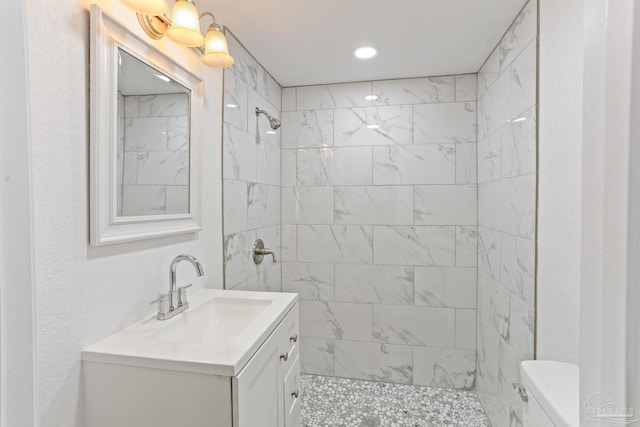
[206,0,529,87]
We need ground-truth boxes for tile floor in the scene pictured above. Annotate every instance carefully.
[300,374,489,427]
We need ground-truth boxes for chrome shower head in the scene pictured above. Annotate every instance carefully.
[255,107,281,130]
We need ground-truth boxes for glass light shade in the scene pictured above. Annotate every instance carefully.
[120,0,168,15]
[166,0,204,47]
[202,26,235,68]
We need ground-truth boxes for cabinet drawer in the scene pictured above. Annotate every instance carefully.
[283,355,301,427]
[278,304,299,370]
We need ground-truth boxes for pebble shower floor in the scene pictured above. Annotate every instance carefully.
[300,375,489,427]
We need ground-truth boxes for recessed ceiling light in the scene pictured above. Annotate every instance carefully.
[226,103,238,108]
[367,124,379,129]
[354,46,378,59]
[365,95,379,101]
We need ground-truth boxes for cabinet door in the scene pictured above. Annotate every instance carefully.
[283,356,301,427]
[233,338,282,427]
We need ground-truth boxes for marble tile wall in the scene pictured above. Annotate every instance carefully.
[117,93,190,216]
[281,74,478,389]
[475,1,538,426]
[222,32,282,291]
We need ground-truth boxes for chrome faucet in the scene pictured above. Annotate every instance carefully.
[152,254,204,320]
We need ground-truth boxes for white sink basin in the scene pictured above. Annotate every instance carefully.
[83,289,298,376]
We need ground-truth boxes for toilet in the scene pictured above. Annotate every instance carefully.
[520,360,579,427]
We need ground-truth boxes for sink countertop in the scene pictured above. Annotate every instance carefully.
[82,289,298,377]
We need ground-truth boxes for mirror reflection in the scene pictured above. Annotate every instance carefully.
[116,48,191,217]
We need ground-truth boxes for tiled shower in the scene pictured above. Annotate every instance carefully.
[222,2,537,425]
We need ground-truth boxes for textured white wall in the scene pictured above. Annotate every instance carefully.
[0,1,37,426]
[537,0,583,364]
[24,1,224,425]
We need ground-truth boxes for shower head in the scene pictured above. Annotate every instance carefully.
[255,107,281,130]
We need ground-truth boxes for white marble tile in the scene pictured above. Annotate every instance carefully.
[124,117,167,152]
[335,341,413,384]
[300,337,335,376]
[224,229,257,288]
[498,0,537,72]
[223,123,257,182]
[226,33,258,89]
[478,227,502,282]
[481,277,510,342]
[372,77,455,105]
[165,186,189,214]
[297,82,373,110]
[281,149,297,187]
[251,264,282,292]
[281,87,296,112]
[281,224,297,262]
[282,110,334,148]
[455,74,477,102]
[167,116,189,151]
[256,139,281,186]
[414,102,477,144]
[138,93,189,117]
[413,347,476,390]
[501,107,536,179]
[282,262,334,301]
[414,185,477,226]
[414,266,477,309]
[479,71,510,137]
[298,147,373,186]
[281,187,334,225]
[136,151,189,185]
[334,265,413,304]
[478,180,509,233]
[501,234,535,306]
[122,152,138,184]
[247,183,280,229]
[223,180,248,235]
[121,185,165,216]
[373,305,455,347]
[373,144,456,185]
[257,67,281,110]
[123,95,139,118]
[476,311,501,393]
[480,176,536,239]
[456,142,477,184]
[373,225,455,266]
[457,226,478,267]
[478,46,500,98]
[297,225,373,264]
[223,68,249,131]
[334,106,413,147]
[509,295,534,362]
[478,134,502,183]
[335,186,413,225]
[456,309,477,350]
[507,39,537,120]
[300,300,372,341]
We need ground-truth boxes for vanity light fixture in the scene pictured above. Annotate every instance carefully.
[120,0,234,68]
[354,46,378,59]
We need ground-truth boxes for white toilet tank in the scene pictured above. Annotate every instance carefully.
[520,360,579,427]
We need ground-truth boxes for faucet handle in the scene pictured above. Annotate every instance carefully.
[177,284,192,307]
[150,294,169,316]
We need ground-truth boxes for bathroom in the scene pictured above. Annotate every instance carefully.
[1,0,639,426]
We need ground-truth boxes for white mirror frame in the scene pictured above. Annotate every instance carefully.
[90,5,203,246]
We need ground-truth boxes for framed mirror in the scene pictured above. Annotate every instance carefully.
[90,5,203,245]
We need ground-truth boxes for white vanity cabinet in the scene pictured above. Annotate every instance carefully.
[83,290,299,427]
[233,303,300,427]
